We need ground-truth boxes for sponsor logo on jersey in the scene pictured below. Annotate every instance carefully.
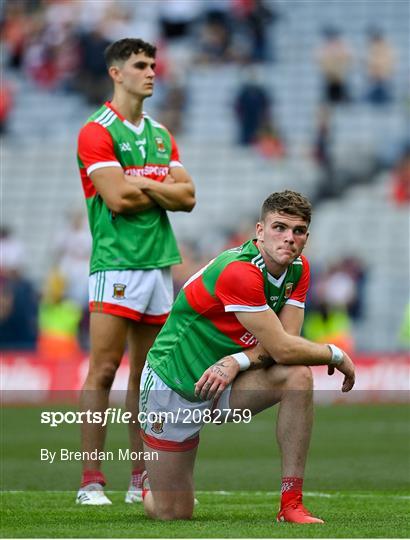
[125,165,169,177]
[113,283,126,299]
[240,331,258,346]
[119,142,132,152]
[155,137,166,153]
[151,415,165,434]
[285,283,293,299]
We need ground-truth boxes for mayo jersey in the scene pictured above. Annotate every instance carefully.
[148,240,310,401]
[77,102,182,274]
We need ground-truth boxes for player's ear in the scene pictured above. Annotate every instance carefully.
[108,65,122,83]
[256,221,264,241]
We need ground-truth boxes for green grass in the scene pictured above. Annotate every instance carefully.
[1,491,409,538]
[1,403,410,537]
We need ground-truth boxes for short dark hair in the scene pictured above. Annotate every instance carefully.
[104,38,156,68]
[260,190,312,224]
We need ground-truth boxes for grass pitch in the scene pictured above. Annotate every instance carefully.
[1,403,409,537]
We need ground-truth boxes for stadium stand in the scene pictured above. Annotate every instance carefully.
[1,0,409,352]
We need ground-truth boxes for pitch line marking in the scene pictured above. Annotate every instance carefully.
[3,490,410,500]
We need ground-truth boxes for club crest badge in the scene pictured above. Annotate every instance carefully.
[285,282,293,299]
[112,283,126,299]
[151,415,165,434]
[155,137,166,153]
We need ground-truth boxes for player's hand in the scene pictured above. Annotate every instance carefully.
[327,353,355,392]
[124,173,148,190]
[195,356,240,401]
[163,174,176,184]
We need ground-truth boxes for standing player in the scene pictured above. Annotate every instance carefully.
[76,38,195,505]
[139,190,355,523]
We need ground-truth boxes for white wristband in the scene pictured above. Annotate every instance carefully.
[232,352,251,371]
[327,344,344,366]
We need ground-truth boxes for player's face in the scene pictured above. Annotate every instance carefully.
[256,211,309,275]
[114,52,156,98]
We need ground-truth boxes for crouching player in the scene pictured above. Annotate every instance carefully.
[139,190,355,524]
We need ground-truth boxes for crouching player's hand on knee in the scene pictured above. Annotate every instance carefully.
[194,355,242,401]
[327,345,355,392]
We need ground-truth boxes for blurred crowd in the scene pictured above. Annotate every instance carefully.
[1,0,409,355]
[1,0,279,136]
[2,214,408,357]
[1,0,408,168]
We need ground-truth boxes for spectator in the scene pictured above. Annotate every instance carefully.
[53,210,91,308]
[157,65,188,135]
[0,227,38,350]
[365,28,396,105]
[1,1,29,69]
[317,27,352,105]
[338,256,367,320]
[75,24,111,104]
[37,270,82,360]
[391,147,410,205]
[234,66,272,144]
[232,0,278,63]
[311,105,339,203]
[303,301,355,356]
[255,121,285,159]
[196,11,233,64]
[159,0,200,42]
[0,225,25,276]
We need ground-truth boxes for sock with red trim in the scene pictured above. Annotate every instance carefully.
[280,476,303,508]
[141,471,150,500]
[131,467,144,488]
[81,470,106,488]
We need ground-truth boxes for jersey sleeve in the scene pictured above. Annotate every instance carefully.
[286,255,310,309]
[215,261,269,312]
[77,122,122,175]
[168,132,183,168]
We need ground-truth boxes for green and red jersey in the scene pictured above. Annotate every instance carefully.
[77,102,182,274]
[148,239,310,401]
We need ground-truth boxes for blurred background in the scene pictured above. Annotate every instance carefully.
[1,0,409,370]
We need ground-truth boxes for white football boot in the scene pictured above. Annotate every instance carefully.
[76,482,112,505]
[125,483,143,503]
[125,470,144,503]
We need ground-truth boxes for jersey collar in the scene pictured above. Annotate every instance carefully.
[251,238,288,286]
[105,101,145,135]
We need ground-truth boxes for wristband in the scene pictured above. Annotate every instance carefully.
[327,344,344,366]
[232,352,251,371]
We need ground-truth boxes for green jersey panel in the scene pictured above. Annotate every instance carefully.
[78,103,182,273]
[148,240,310,401]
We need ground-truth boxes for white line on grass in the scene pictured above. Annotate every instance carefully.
[195,491,410,500]
[3,490,410,500]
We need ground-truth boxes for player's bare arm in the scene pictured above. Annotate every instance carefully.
[195,307,308,401]
[278,304,305,336]
[236,309,355,392]
[90,166,157,213]
[124,166,195,212]
[195,343,274,401]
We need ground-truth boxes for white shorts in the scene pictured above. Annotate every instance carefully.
[89,268,173,324]
[139,363,232,452]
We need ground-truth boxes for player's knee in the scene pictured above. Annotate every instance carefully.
[285,365,313,391]
[89,360,119,389]
[155,499,194,521]
[157,508,193,521]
